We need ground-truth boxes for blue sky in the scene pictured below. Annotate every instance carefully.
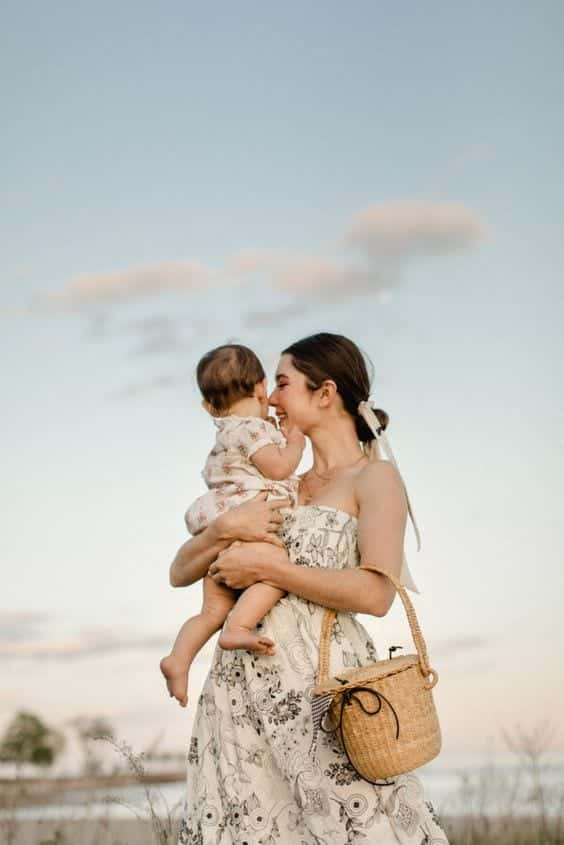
[1,1,563,762]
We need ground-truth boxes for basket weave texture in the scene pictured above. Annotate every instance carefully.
[310,566,442,782]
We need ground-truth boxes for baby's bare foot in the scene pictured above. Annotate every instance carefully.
[160,655,189,707]
[219,625,275,655]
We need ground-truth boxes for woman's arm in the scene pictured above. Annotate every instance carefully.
[169,493,291,588]
[262,557,394,616]
[355,460,408,615]
[208,541,388,615]
[208,462,408,616]
[170,521,232,588]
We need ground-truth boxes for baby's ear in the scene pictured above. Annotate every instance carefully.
[254,378,267,399]
[202,399,218,417]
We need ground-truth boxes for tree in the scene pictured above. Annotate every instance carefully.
[70,715,114,776]
[0,711,65,769]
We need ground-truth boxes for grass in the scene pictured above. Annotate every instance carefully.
[442,721,564,845]
[1,720,563,844]
[96,735,182,845]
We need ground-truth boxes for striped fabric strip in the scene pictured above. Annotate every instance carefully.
[308,693,335,757]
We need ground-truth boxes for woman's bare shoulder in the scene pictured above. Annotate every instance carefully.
[354,459,404,501]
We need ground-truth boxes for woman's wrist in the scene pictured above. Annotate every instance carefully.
[209,513,233,543]
[260,548,288,588]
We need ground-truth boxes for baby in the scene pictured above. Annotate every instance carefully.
[160,343,304,707]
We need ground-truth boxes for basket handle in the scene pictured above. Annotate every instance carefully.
[316,566,438,690]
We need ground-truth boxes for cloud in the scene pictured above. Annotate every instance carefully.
[226,248,341,289]
[344,201,487,261]
[226,248,396,297]
[109,373,188,400]
[447,143,495,174]
[243,301,307,327]
[36,261,211,311]
[0,623,169,660]
[124,315,187,358]
[34,201,487,317]
[229,200,485,296]
[433,635,492,659]
[0,611,51,642]
[84,312,196,357]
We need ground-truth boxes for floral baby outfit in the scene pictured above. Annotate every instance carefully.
[185,417,299,535]
[178,505,449,844]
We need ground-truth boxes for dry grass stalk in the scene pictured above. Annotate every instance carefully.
[445,720,564,845]
[96,735,182,845]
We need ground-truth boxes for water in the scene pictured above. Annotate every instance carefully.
[3,754,564,821]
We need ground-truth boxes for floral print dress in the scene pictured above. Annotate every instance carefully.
[179,505,449,844]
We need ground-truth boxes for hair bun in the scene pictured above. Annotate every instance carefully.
[355,402,389,443]
[372,407,389,433]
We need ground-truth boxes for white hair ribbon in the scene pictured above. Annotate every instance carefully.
[358,399,421,593]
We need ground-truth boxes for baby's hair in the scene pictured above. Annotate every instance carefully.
[196,344,266,413]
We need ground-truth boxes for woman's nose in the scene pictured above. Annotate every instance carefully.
[268,388,278,406]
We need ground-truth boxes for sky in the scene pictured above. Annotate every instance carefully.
[1,1,564,768]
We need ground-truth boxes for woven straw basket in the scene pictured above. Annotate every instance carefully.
[310,566,441,782]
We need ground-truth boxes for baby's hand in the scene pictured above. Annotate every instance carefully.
[286,426,306,452]
[264,533,286,548]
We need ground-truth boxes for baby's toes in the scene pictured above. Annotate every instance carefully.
[258,636,275,648]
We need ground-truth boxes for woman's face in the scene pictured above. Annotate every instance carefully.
[268,354,317,432]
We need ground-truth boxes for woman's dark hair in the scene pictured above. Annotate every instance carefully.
[282,333,389,443]
[197,344,266,413]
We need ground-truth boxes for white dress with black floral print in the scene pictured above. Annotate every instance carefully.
[179,505,449,844]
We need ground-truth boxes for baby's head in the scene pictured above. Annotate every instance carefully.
[197,344,268,418]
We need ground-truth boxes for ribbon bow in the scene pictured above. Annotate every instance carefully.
[309,683,400,785]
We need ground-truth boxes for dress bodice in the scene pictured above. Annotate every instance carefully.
[279,505,360,572]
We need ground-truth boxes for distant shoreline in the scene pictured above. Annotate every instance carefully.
[0,772,185,808]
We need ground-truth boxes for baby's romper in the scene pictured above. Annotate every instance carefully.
[185,416,298,535]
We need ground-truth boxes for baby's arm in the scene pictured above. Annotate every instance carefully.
[251,426,305,480]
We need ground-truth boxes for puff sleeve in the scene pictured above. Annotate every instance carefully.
[231,418,285,460]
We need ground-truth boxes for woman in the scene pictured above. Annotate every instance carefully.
[171,333,449,844]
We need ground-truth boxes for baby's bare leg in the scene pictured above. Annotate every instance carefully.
[160,576,235,706]
[219,583,285,656]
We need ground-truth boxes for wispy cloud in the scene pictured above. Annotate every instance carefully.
[446,143,495,176]
[0,623,169,660]
[243,301,308,327]
[124,315,187,358]
[345,201,487,261]
[84,312,198,357]
[109,373,188,400]
[226,248,394,295]
[34,261,211,311]
[34,201,488,316]
[0,610,51,642]
[226,201,486,295]
[433,634,492,658]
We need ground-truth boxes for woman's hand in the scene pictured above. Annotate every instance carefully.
[217,492,291,544]
[208,541,289,590]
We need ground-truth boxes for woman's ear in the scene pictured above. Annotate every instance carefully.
[318,379,338,408]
